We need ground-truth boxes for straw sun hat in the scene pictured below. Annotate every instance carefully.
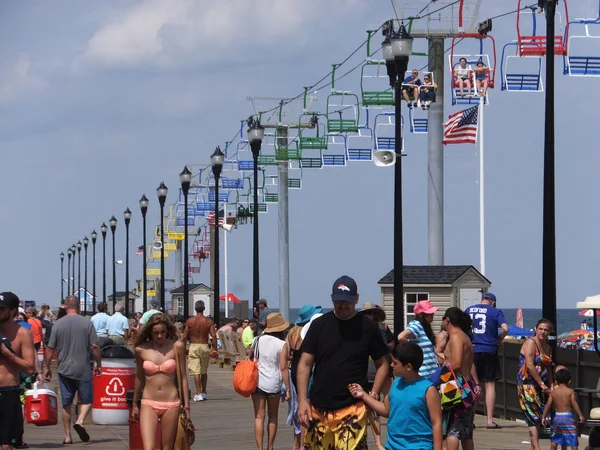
[263,312,290,333]
[360,302,386,321]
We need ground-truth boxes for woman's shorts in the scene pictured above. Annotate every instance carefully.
[253,387,281,397]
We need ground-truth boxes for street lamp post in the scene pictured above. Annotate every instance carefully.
[109,216,118,312]
[101,223,108,304]
[124,208,132,316]
[157,182,168,312]
[67,249,72,296]
[91,230,97,312]
[71,245,76,295]
[77,241,82,303]
[60,252,65,301]
[83,236,89,315]
[210,149,225,326]
[247,118,265,313]
[139,195,149,311]
[180,167,192,319]
[381,22,413,334]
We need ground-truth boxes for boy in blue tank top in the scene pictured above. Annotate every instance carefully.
[349,342,442,450]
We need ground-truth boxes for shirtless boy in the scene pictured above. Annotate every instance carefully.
[542,368,584,450]
[181,301,218,401]
[0,292,36,450]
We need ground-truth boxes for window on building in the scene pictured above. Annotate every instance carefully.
[405,292,430,323]
[174,296,183,316]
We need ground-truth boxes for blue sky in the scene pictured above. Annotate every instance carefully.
[1,0,598,313]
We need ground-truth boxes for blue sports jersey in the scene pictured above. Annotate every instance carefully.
[465,303,507,353]
[403,76,422,86]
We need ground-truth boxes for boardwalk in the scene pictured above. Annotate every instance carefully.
[24,364,588,449]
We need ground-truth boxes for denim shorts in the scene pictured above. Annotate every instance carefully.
[58,375,93,405]
[253,387,280,397]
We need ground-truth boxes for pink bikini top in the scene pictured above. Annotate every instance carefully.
[143,359,176,375]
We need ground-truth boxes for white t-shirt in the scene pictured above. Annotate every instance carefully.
[254,335,286,394]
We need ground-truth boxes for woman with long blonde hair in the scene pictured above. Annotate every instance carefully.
[131,314,190,450]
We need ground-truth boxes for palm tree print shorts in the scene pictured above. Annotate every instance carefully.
[304,402,368,450]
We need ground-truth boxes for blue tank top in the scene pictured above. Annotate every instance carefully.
[386,377,434,450]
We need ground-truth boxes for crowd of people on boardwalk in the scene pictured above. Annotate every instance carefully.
[0,281,595,450]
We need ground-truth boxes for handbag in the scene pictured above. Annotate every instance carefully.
[174,349,195,450]
[438,364,463,410]
[233,337,260,397]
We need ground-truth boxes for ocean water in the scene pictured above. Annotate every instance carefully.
[282,308,585,334]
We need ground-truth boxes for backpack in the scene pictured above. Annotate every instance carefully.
[232,337,260,397]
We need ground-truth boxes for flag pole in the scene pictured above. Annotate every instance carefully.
[478,95,485,276]
[224,203,229,319]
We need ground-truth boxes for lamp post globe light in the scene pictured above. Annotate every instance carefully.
[247,118,264,315]
[179,167,192,319]
[139,195,149,311]
[380,21,412,334]
[124,208,132,316]
[101,223,108,305]
[60,252,65,301]
[157,182,168,312]
[210,149,225,326]
[70,244,76,295]
[91,230,98,313]
[76,241,82,304]
[109,216,118,312]
[83,236,89,315]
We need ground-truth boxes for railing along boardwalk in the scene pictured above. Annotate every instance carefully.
[23,363,588,449]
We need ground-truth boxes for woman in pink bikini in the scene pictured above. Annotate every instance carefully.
[131,314,190,450]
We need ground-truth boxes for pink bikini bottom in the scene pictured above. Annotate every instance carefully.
[141,399,180,418]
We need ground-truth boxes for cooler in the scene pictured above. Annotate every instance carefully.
[25,382,58,426]
[92,345,136,425]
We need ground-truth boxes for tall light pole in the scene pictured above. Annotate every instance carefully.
[381,21,413,333]
[109,216,118,311]
[157,182,168,312]
[71,245,76,295]
[83,236,89,315]
[101,223,108,304]
[139,195,149,311]
[124,208,132,316]
[247,118,264,314]
[77,241,82,303]
[91,230,97,312]
[542,0,558,351]
[211,149,224,326]
[60,252,65,301]
[180,167,192,319]
[67,249,72,296]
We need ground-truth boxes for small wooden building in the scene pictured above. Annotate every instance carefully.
[171,284,214,318]
[378,265,491,332]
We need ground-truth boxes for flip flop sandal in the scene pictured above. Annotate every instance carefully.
[73,424,90,442]
[486,423,502,429]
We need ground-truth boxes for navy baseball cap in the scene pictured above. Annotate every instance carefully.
[331,276,358,302]
[482,292,496,303]
[0,292,20,309]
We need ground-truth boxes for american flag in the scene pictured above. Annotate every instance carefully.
[206,210,225,227]
[135,245,144,256]
[442,105,479,145]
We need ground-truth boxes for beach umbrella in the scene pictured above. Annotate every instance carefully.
[220,293,241,304]
[579,309,600,317]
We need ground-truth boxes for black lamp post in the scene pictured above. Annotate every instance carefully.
[109,216,118,311]
[381,22,413,334]
[180,167,192,319]
[77,241,82,303]
[67,249,72,296]
[101,223,108,304]
[140,194,150,310]
[124,207,132,316]
[91,230,97,312]
[247,118,264,314]
[70,244,76,295]
[83,236,89,315]
[210,149,224,326]
[139,195,149,311]
[60,252,65,301]
[542,0,558,352]
[157,182,168,312]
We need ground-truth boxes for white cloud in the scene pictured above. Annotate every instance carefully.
[0,53,45,103]
[83,0,366,68]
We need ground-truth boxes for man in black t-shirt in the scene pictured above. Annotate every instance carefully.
[297,276,390,450]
